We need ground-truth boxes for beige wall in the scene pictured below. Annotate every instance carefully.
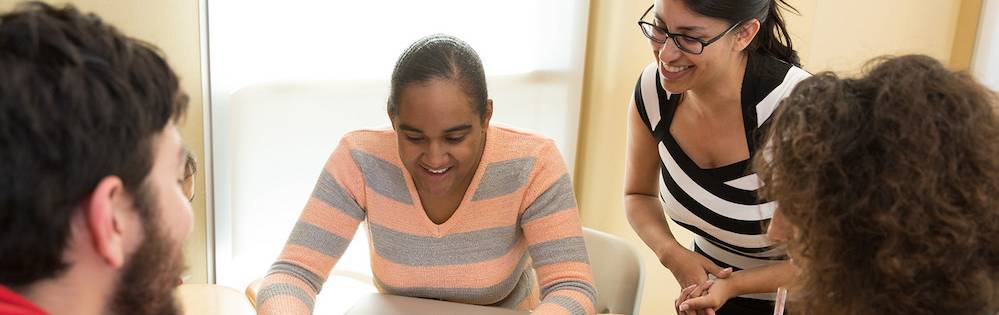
[575,0,980,314]
[0,0,210,284]
[790,0,965,74]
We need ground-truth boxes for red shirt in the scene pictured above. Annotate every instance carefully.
[0,286,47,315]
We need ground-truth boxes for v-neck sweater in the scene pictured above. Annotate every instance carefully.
[256,125,596,315]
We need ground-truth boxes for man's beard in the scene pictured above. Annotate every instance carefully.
[106,186,186,315]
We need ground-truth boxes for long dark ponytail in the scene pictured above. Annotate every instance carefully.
[682,0,800,66]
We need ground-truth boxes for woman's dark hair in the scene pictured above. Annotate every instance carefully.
[387,34,488,119]
[755,55,999,315]
[682,0,800,66]
[0,2,188,287]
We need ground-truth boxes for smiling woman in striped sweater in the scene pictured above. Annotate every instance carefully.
[254,34,596,315]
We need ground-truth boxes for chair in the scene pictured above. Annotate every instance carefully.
[583,227,645,315]
[245,278,263,307]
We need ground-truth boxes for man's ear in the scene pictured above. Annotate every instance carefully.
[83,176,127,268]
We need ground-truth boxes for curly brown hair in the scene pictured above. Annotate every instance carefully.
[755,55,999,315]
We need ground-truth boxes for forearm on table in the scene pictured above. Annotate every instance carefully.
[256,269,320,315]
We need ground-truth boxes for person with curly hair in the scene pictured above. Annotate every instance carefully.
[757,54,999,315]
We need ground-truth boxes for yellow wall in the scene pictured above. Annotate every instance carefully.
[0,0,210,284]
[790,0,965,74]
[575,0,981,314]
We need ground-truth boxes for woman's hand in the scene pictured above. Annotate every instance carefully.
[661,245,733,297]
[675,281,717,315]
[678,277,738,314]
[678,262,796,314]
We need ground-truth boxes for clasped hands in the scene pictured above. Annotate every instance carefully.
[674,270,734,315]
[667,253,735,315]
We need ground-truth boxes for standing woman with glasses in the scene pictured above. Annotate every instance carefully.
[623,0,809,314]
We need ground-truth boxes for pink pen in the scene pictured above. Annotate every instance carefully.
[772,287,788,315]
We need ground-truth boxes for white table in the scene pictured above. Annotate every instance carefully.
[175,284,255,315]
[345,293,531,315]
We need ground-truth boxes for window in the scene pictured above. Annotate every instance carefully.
[973,0,999,90]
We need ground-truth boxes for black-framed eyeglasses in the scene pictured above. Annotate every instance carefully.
[637,5,743,55]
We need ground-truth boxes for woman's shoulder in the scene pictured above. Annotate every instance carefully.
[748,61,811,109]
[747,53,811,94]
[638,61,658,84]
[634,61,667,97]
[633,62,677,136]
[337,126,399,159]
[745,54,812,125]
[487,124,564,161]
[489,124,556,149]
[484,125,571,191]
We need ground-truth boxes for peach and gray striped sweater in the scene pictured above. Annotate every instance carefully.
[256,125,596,315]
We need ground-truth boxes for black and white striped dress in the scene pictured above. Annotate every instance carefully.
[633,53,810,305]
